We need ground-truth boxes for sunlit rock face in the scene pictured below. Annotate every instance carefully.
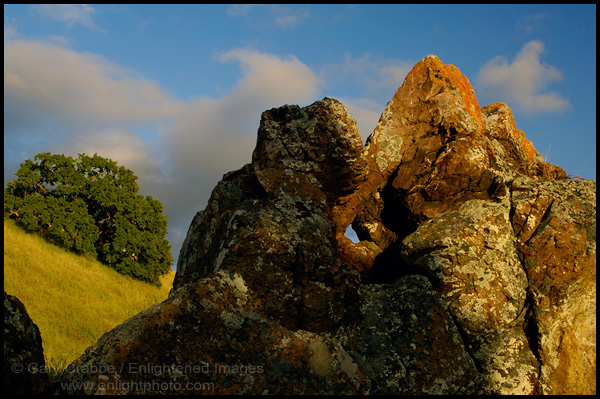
[57,55,594,395]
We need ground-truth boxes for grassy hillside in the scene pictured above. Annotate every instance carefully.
[3,218,175,374]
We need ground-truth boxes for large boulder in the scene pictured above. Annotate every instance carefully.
[58,55,594,395]
[511,177,596,394]
[60,271,369,395]
[341,55,565,277]
[173,98,365,333]
[4,291,49,395]
[400,198,539,394]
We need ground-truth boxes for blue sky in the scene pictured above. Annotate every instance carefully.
[4,4,596,267]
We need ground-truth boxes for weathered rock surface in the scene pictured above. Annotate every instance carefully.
[400,199,538,394]
[4,291,49,395]
[54,55,594,395]
[173,98,365,333]
[336,275,485,394]
[511,177,596,395]
[59,271,369,394]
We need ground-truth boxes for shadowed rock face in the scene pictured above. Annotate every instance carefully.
[54,55,594,395]
[172,98,365,333]
[4,292,49,395]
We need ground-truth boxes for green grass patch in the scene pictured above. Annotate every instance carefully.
[3,218,175,377]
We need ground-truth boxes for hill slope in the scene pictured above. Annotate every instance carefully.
[3,218,174,372]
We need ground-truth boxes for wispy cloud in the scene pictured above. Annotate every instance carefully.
[31,4,104,32]
[322,53,412,95]
[4,40,182,126]
[319,53,414,140]
[4,17,18,40]
[338,98,384,142]
[518,13,552,34]
[227,4,309,29]
[476,40,571,114]
[218,48,322,105]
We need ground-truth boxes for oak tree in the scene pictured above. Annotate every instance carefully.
[4,153,172,285]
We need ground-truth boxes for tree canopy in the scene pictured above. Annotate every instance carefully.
[4,153,172,285]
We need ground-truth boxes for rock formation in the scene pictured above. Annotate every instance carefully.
[50,55,596,394]
[4,291,49,395]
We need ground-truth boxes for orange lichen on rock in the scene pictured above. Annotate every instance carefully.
[406,55,483,128]
[515,129,538,161]
[440,61,483,127]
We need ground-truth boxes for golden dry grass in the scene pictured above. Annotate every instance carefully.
[3,218,175,374]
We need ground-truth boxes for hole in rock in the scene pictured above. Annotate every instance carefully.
[344,224,361,244]
[365,241,430,285]
[358,176,422,284]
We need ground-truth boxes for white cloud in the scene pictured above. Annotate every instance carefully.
[227,4,309,29]
[476,40,571,114]
[4,39,183,192]
[219,48,322,107]
[4,40,183,126]
[58,128,162,179]
[32,4,104,31]
[226,4,256,17]
[317,53,414,141]
[273,11,309,29]
[339,98,384,142]
[323,53,413,95]
[159,48,323,195]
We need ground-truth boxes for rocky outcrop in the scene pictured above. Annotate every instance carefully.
[511,177,596,394]
[57,55,595,395]
[58,271,369,395]
[172,98,365,333]
[4,291,49,395]
[336,275,484,394]
[337,56,566,279]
